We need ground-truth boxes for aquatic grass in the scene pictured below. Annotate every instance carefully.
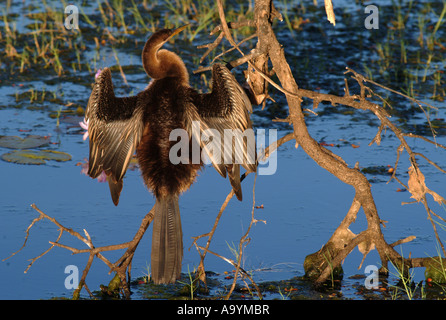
[74,42,82,71]
[277,286,292,300]
[371,1,446,101]
[189,6,216,42]
[40,86,46,103]
[427,255,446,287]
[142,263,151,283]
[111,0,128,34]
[417,10,427,48]
[28,87,36,104]
[79,5,97,29]
[2,9,19,61]
[19,47,30,73]
[281,0,295,35]
[226,241,241,265]
[2,8,15,40]
[2,7,67,74]
[129,0,152,33]
[0,0,92,76]
[96,0,109,28]
[55,106,63,128]
[431,1,446,38]
[112,46,128,85]
[391,0,413,31]
[51,46,63,76]
[164,0,183,19]
[0,0,259,79]
[322,251,335,288]
[432,70,445,101]
[160,0,254,42]
[385,248,426,300]
[177,265,199,299]
[400,39,407,64]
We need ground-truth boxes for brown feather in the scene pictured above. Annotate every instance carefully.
[185,63,257,199]
[151,195,182,284]
[85,67,144,205]
[85,27,256,284]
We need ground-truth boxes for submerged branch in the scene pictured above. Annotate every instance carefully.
[8,203,155,299]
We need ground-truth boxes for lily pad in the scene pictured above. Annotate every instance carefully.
[1,149,71,165]
[0,135,50,149]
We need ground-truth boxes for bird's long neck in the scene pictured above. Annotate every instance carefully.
[142,43,189,84]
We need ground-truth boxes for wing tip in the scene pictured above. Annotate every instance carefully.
[107,176,123,206]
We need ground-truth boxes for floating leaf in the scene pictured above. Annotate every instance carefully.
[408,165,427,202]
[1,149,71,165]
[407,165,446,205]
[0,135,50,149]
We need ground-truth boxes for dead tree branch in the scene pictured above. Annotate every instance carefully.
[5,203,154,299]
[197,0,446,287]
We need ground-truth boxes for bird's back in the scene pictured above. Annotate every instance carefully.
[136,78,202,198]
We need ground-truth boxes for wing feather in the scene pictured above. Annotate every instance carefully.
[85,68,144,205]
[185,63,257,200]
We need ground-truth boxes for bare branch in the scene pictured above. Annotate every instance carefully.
[8,203,155,299]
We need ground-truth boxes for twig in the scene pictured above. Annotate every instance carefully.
[413,152,446,174]
[193,189,236,283]
[199,0,302,101]
[346,67,438,140]
[210,20,256,35]
[196,245,261,297]
[211,34,257,64]
[193,131,295,285]
[346,67,438,111]
[226,171,261,300]
[3,212,44,262]
[197,31,224,63]
[8,203,155,299]
[404,132,446,150]
[390,236,417,248]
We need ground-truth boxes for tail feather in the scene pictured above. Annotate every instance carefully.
[151,195,183,284]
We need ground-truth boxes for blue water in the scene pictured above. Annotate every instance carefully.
[2,102,445,299]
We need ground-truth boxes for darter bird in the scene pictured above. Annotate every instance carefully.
[85,25,256,284]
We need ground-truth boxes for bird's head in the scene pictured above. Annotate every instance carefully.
[149,25,189,49]
[142,25,190,80]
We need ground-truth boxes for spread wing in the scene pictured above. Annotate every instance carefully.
[185,63,257,200]
[85,67,144,205]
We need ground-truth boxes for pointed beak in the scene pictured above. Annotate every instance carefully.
[166,24,189,42]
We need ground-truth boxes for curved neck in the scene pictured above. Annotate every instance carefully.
[142,42,189,83]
